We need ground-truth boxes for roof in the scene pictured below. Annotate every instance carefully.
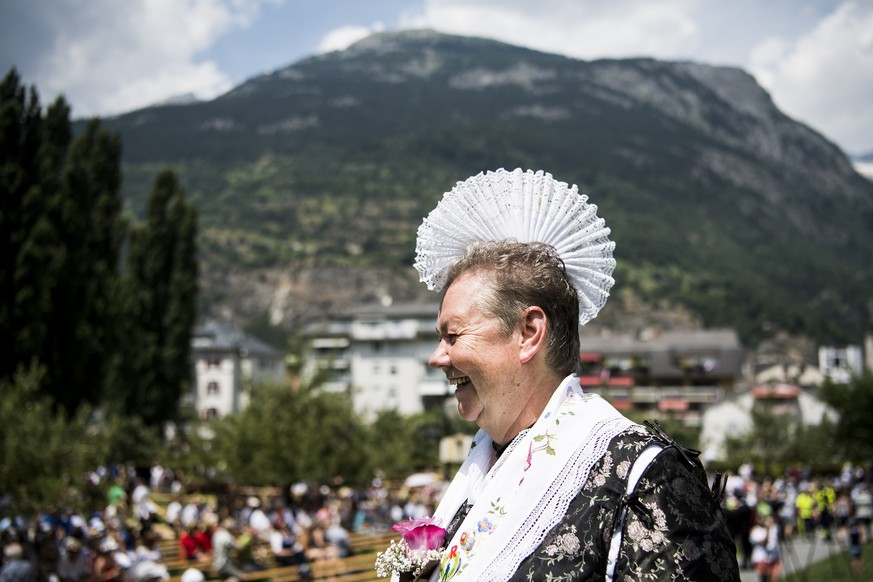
[751,383,801,399]
[581,329,741,353]
[191,320,283,358]
[346,302,440,319]
[303,302,441,339]
[579,329,743,379]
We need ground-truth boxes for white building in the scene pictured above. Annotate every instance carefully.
[304,303,449,418]
[699,383,837,462]
[818,345,864,384]
[190,320,285,419]
[754,363,825,387]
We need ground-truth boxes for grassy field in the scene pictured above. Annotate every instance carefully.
[783,540,870,582]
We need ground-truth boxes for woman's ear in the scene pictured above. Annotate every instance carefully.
[518,306,547,364]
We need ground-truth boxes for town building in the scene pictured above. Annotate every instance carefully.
[699,384,837,462]
[303,302,446,418]
[189,320,285,419]
[304,304,744,425]
[577,329,743,427]
[818,345,865,384]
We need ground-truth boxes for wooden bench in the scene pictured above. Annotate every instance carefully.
[237,552,382,582]
[348,531,397,554]
[164,531,396,582]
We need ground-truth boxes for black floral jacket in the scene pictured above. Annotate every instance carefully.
[444,426,740,581]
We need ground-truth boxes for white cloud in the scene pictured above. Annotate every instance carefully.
[407,0,701,60]
[317,22,387,53]
[748,1,873,154]
[31,0,281,117]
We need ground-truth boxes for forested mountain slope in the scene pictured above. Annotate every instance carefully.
[95,30,873,345]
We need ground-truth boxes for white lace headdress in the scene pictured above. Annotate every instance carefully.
[414,168,616,325]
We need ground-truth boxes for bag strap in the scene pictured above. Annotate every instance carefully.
[605,443,664,582]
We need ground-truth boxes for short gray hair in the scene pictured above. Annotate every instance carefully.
[442,240,580,376]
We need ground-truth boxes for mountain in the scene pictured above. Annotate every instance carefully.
[93,30,873,346]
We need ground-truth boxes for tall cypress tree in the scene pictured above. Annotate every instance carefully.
[0,69,52,383]
[1,69,124,410]
[49,120,124,409]
[110,170,198,426]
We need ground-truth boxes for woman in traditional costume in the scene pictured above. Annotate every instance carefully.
[406,168,739,582]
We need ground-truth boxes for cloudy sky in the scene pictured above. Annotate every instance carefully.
[2,0,872,156]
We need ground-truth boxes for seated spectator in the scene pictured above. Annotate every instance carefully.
[33,527,61,582]
[130,561,168,582]
[235,527,268,572]
[0,543,34,582]
[245,498,271,540]
[323,519,351,558]
[131,530,162,566]
[179,526,209,564]
[269,522,307,567]
[180,500,200,530]
[56,538,89,582]
[179,568,204,582]
[92,538,121,582]
[303,522,340,563]
[164,497,183,535]
[194,524,213,557]
[211,519,244,581]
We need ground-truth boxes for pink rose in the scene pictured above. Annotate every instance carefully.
[392,517,446,557]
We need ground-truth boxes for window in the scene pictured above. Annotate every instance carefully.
[389,365,398,375]
[205,356,222,368]
[207,381,220,395]
[205,408,220,419]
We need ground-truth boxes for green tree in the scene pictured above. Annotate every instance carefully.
[819,370,873,462]
[0,69,124,411]
[723,405,797,476]
[212,383,371,486]
[0,69,59,388]
[367,410,417,479]
[0,365,96,514]
[109,170,198,426]
[47,120,124,410]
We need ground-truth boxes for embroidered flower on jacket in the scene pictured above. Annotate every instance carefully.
[559,532,581,554]
[617,460,631,479]
[477,517,495,533]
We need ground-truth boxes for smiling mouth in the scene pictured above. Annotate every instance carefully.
[449,375,471,387]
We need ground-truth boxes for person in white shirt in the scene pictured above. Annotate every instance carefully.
[246,498,272,538]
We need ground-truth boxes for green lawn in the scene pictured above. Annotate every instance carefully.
[783,540,870,582]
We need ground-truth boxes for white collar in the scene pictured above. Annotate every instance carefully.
[431,374,634,582]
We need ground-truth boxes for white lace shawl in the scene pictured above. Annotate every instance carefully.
[429,374,634,582]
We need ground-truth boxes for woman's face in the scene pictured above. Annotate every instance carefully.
[428,271,522,439]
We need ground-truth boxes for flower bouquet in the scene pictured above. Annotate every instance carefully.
[374,517,447,581]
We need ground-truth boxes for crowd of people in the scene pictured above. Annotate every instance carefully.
[0,463,443,582]
[0,461,868,582]
[722,462,871,580]
[1,458,870,582]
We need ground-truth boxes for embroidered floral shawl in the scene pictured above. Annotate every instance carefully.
[430,374,634,582]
